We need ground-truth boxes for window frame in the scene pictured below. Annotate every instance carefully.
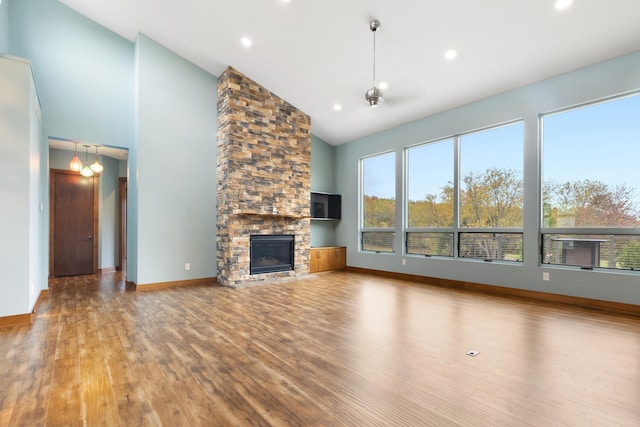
[360,150,397,254]
[539,92,640,271]
[404,120,525,262]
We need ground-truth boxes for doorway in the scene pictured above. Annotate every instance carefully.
[49,169,98,277]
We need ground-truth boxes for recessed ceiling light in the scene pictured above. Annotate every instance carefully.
[333,104,342,111]
[554,0,573,10]
[241,37,252,47]
[378,82,388,90]
[445,49,458,60]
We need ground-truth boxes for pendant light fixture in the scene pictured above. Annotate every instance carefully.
[365,19,383,107]
[80,145,94,177]
[90,145,104,173]
[69,142,83,171]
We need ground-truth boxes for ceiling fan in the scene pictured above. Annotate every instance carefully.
[365,19,383,107]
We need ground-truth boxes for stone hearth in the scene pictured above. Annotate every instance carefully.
[216,67,311,287]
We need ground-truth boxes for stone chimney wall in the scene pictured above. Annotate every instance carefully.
[216,67,311,287]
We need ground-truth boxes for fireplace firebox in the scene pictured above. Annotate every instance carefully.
[250,235,295,275]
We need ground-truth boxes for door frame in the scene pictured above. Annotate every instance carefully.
[118,177,127,276]
[49,168,99,278]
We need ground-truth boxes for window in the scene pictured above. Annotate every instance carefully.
[405,122,524,261]
[459,122,524,261]
[541,93,640,270]
[406,139,454,256]
[361,152,395,253]
[459,123,524,229]
[459,232,523,262]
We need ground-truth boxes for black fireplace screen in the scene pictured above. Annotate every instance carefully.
[250,235,295,275]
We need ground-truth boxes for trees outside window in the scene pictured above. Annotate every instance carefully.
[458,123,524,261]
[406,139,454,256]
[407,139,454,228]
[405,122,524,261]
[361,152,395,253]
[459,122,524,229]
[361,93,640,271]
[542,93,640,270]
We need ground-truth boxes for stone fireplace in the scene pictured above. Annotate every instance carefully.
[216,67,311,287]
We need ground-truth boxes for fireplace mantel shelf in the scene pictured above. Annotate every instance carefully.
[233,212,311,220]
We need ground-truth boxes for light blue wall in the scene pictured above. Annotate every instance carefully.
[134,34,218,286]
[6,0,154,287]
[311,135,335,192]
[127,126,139,282]
[0,0,9,53]
[98,155,120,270]
[310,134,337,247]
[8,0,134,150]
[335,50,640,306]
[9,0,135,284]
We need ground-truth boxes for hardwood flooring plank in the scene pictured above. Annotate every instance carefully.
[0,271,638,425]
[111,382,162,426]
[80,357,121,426]
[46,357,82,426]
[7,309,59,426]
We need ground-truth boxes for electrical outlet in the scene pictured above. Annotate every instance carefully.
[185,263,191,271]
[402,258,406,266]
[543,272,550,281]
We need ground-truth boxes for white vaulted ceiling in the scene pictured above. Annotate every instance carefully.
[58,0,640,145]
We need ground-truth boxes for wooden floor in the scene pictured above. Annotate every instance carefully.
[1,271,639,426]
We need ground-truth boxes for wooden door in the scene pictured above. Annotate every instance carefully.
[50,169,98,277]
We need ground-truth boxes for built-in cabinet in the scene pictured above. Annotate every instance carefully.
[310,246,346,273]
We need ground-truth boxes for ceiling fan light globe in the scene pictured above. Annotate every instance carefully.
[366,87,383,107]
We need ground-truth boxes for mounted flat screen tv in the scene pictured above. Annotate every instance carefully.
[311,192,341,220]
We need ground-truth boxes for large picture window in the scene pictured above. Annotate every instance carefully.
[541,93,640,270]
[405,122,524,261]
[361,152,396,253]
[406,139,454,256]
[459,124,524,229]
[458,122,524,261]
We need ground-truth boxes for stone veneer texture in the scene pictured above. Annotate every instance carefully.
[217,67,311,287]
